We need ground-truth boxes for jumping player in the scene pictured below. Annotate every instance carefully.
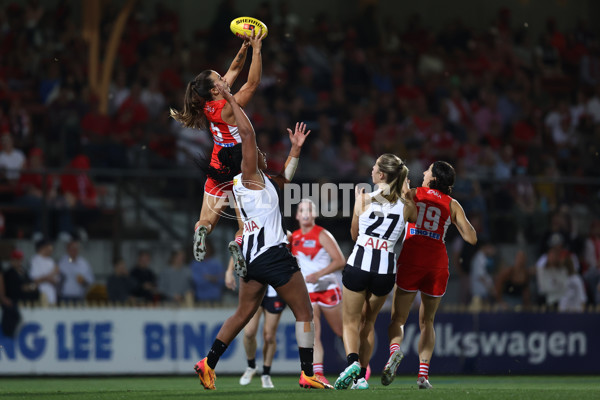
[291,199,346,384]
[170,28,265,271]
[382,161,477,389]
[334,154,417,390]
[193,83,331,390]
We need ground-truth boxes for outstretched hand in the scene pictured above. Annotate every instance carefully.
[287,122,311,148]
[243,26,266,49]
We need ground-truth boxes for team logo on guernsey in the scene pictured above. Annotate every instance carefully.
[364,237,390,251]
[244,220,261,233]
[427,189,442,199]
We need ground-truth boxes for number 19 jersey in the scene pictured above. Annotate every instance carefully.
[398,187,452,269]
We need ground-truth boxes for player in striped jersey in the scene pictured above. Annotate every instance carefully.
[193,83,331,390]
[291,199,346,384]
[334,154,417,390]
[382,161,477,389]
[170,28,265,269]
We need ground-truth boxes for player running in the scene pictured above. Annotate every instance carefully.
[334,154,417,390]
[382,161,477,389]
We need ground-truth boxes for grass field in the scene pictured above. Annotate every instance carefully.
[1,375,598,400]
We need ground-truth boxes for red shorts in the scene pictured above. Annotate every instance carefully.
[309,287,342,307]
[395,264,449,297]
[204,145,233,198]
[204,176,232,198]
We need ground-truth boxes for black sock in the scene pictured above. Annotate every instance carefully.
[206,339,227,369]
[358,367,366,379]
[248,358,256,369]
[263,365,271,376]
[347,353,359,366]
[298,347,314,376]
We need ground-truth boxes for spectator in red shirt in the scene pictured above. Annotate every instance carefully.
[16,148,73,239]
[60,154,97,209]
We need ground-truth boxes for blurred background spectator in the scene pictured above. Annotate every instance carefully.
[157,248,193,305]
[130,249,158,303]
[106,257,135,303]
[57,238,94,303]
[190,240,225,302]
[29,239,60,306]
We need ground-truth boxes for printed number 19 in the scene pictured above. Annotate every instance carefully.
[415,202,441,231]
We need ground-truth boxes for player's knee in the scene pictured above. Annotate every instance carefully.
[263,331,276,344]
[390,312,409,326]
[295,303,313,321]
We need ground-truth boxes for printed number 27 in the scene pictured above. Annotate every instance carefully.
[415,202,441,231]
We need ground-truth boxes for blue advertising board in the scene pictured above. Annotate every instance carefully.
[321,312,600,375]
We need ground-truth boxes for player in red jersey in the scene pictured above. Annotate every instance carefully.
[170,28,266,267]
[291,199,346,384]
[382,161,477,389]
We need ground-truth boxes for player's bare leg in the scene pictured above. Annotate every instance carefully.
[383,288,416,385]
[239,308,261,385]
[417,294,442,389]
[194,193,227,261]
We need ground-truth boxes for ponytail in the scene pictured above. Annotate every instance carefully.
[376,153,408,204]
[170,70,215,130]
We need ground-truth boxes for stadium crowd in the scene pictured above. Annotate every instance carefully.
[0,0,599,313]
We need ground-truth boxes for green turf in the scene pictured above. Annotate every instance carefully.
[0,375,598,400]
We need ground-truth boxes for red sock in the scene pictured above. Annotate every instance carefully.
[418,362,429,379]
[313,363,324,375]
[235,235,243,245]
[389,343,400,356]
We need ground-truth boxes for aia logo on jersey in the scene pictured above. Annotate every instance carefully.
[244,220,260,233]
[427,189,442,199]
[293,240,301,247]
[364,237,389,251]
[303,240,317,248]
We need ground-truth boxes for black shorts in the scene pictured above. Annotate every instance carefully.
[261,294,286,314]
[342,264,396,297]
[244,244,300,289]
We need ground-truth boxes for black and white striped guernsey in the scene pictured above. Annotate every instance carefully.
[233,172,287,264]
[347,189,407,274]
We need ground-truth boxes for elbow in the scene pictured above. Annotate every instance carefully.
[246,80,260,92]
[468,234,478,246]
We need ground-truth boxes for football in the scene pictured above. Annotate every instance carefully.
[230,16,268,39]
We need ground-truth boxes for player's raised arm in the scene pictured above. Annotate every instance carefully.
[234,27,266,107]
[223,40,251,87]
[215,83,262,188]
[271,122,311,189]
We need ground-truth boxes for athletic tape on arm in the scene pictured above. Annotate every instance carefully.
[283,157,299,181]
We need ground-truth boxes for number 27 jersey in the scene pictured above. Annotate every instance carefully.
[398,187,453,269]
